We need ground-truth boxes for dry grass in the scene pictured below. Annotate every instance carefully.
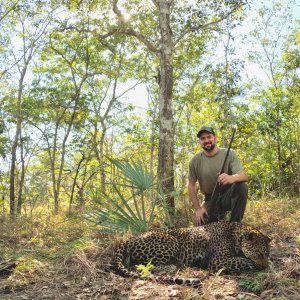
[0,197,299,299]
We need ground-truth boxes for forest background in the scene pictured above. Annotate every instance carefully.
[0,0,299,218]
[0,0,300,299]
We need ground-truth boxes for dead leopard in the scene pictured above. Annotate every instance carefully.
[112,221,271,286]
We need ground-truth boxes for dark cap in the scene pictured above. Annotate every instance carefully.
[197,126,215,138]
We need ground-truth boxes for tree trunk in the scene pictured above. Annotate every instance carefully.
[99,128,107,193]
[10,133,18,216]
[54,98,79,214]
[69,154,85,213]
[10,65,27,216]
[17,129,25,214]
[111,0,176,210]
[157,0,174,210]
[50,120,60,213]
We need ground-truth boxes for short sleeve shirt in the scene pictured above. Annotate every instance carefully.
[188,148,244,195]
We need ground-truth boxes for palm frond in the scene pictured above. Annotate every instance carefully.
[108,158,153,191]
[87,158,164,234]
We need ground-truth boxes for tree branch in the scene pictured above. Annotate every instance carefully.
[60,1,160,56]
[0,1,19,23]
[112,0,160,56]
[174,5,243,47]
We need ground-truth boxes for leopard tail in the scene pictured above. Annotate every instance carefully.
[153,276,201,287]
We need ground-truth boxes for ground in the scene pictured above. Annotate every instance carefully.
[0,198,299,300]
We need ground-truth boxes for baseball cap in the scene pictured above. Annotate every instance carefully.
[197,126,215,138]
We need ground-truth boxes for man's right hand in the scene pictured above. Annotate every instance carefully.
[195,207,208,226]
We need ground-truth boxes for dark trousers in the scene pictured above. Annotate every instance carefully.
[203,182,248,223]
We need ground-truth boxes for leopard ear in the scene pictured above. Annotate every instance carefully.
[265,236,272,243]
[243,231,255,241]
[244,230,261,241]
[244,230,271,243]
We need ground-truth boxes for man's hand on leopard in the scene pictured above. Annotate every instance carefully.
[195,207,208,226]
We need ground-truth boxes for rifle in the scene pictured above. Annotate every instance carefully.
[207,127,236,222]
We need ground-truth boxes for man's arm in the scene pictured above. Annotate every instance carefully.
[188,180,200,209]
[188,180,208,225]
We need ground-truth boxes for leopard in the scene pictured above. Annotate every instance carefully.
[112,221,270,285]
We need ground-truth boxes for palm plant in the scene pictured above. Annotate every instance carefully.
[86,158,170,234]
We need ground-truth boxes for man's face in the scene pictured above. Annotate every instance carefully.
[199,132,217,152]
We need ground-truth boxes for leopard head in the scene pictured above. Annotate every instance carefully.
[240,228,271,269]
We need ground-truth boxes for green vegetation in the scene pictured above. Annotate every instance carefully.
[86,158,172,234]
[0,0,299,218]
[238,272,265,293]
[136,262,155,278]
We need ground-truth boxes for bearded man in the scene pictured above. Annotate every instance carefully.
[188,126,248,226]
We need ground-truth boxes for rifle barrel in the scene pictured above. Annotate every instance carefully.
[210,127,236,202]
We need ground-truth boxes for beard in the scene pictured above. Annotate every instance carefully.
[202,142,216,152]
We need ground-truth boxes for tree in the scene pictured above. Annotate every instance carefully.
[2,3,52,215]
[106,0,248,211]
[245,0,297,195]
[87,69,142,193]
[30,3,144,212]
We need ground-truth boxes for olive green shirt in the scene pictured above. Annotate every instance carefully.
[188,148,244,195]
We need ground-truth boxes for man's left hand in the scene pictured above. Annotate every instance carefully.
[218,173,235,186]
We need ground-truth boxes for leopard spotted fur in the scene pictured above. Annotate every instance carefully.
[112,221,270,281]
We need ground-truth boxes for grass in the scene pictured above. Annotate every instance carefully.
[0,212,98,283]
[238,272,266,293]
[0,196,299,299]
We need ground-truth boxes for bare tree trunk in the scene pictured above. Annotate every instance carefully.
[99,127,107,192]
[49,26,91,213]
[69,154,85,213]
[10,63,27,217]
[17,128,25,214]
[50,120,60,213]
[10,130,19,216]
[54,95,80,213]
[275,108,282,196]
[146,87,159,176]
[45,112,71,214]
[157,0,174,210]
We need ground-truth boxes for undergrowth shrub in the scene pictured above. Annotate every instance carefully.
[86,158,173,234]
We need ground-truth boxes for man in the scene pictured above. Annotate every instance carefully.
[188,126,248,226]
